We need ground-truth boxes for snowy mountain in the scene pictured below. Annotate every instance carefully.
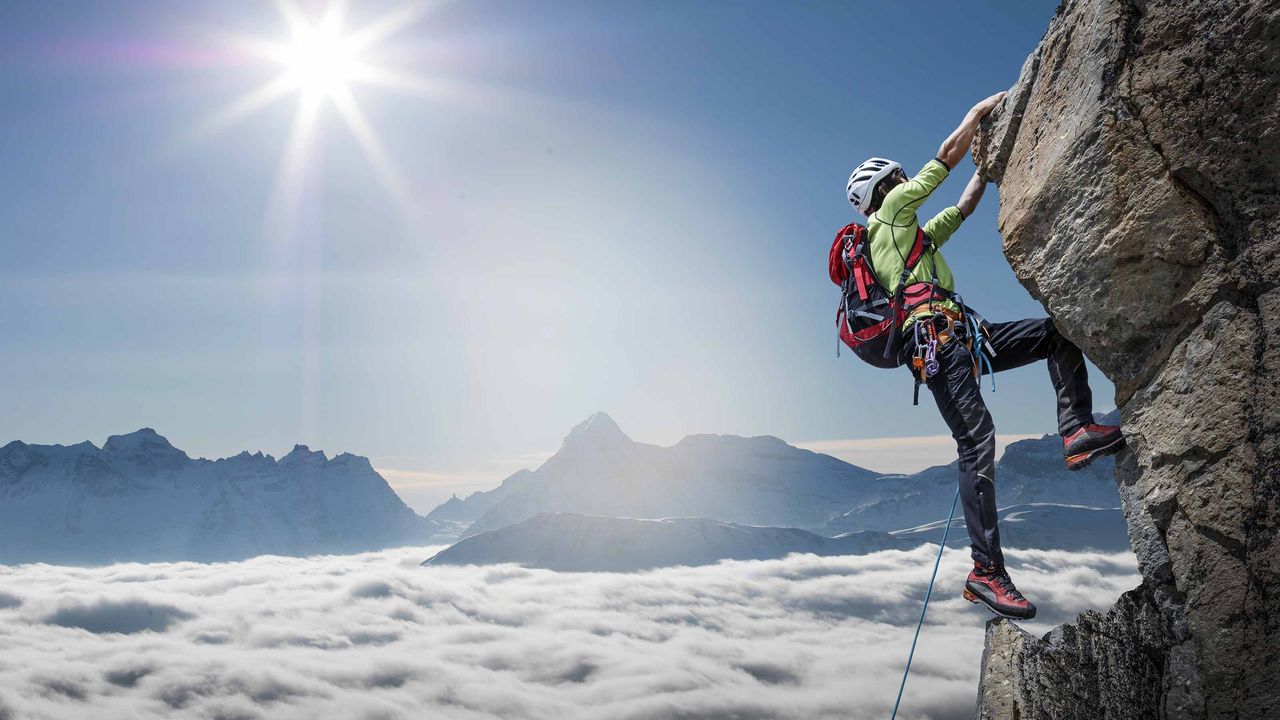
[894,503,1129,553]
[422,501,1125,571]
[424,468,537,525]
[2,415,1123,567]
[423,513,911,571]
[0,429,445,564]
[437,412,1120,541]
[454,413,887,538]
[817,412,1121,535]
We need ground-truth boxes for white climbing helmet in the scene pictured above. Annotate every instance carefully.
[846,157,902,215]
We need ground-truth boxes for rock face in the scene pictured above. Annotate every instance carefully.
[973,1,1280,718]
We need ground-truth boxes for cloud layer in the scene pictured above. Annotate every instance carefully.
[0,545,1139,719]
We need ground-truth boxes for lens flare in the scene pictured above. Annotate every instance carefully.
[281,23,358,98]
[187,0,431,441]
[196,0,431,215]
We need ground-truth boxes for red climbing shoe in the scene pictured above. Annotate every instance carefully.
[964,564,1037,620]
[1063,423,1125,470]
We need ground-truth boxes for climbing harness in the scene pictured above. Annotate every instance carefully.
[889,485,962,720]
[906,300,999,404]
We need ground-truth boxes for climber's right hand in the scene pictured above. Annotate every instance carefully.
[938,92,1007,169]
[974,92,1006,118]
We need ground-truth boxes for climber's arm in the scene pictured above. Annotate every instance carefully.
[937,92,1006,170]
[922,173,986,247]
[956,171,987,218]
[923,207,964,247]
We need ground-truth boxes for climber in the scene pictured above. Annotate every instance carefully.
[842,92,1124,620]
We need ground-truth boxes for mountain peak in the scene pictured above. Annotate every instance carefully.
[574,412,627,437]
[103,428,183,457]
[549,412,633,458]
[280,444,327,466]
[564,412,630,444]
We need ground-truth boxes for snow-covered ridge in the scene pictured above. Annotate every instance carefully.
[423,512,911,571]
[422,502,1127,572]
[434,412,886,538]
[428,412,1120,542]
[0,429,444,565]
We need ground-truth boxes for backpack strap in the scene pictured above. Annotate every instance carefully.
[883,229,934,362]
[900,228,932,283]
[850,232,874,301]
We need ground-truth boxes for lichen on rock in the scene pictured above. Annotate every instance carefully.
[972,0,1280,718]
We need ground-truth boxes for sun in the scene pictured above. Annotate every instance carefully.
[199,1,434,217]
[281,21,359,99]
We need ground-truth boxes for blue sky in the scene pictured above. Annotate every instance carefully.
[0,0,1111,509]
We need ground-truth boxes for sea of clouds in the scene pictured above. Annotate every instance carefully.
[0,545,1139,720]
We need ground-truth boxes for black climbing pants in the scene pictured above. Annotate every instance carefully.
[911,317,1094,568]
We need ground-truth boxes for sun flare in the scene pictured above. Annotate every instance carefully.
[201,0,432,218]
[281,21,359,98]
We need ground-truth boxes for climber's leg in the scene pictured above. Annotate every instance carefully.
[982,317,1124,470]
[927,335,1002,568]
[984,318,1092,434]
[925,322,1037,619]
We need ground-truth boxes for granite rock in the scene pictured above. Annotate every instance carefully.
[973,0,1280,718]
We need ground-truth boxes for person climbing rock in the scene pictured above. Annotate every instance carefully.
[840,92,1123,620]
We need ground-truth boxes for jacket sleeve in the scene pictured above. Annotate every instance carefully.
[922,206,965,247]
[875,158,951,227]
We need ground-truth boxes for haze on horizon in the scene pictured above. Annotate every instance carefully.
[0,0,1109,509]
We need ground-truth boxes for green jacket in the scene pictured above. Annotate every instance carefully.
[867,158,965,326]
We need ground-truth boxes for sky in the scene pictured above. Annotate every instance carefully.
[0,0,1113,509]
[0,544,1140,719]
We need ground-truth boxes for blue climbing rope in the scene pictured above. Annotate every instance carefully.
[969,315,996,392]
[889,485,962,720]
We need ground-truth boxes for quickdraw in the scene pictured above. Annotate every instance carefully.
[907,297,998,404]
[910,317,945,406]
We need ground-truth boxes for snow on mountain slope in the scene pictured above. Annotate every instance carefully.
[816,433,1119,536]
[423,502,1125,572]
[424,469,536,525]
[422,512,911,571]
[894,503,1129,553]
[0,429,445,564]
[442,412,1120,542]
[457,413,886,538]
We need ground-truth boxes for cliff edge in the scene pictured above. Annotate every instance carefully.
[972,1,1280,718]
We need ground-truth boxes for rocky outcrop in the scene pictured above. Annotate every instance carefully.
[978,589,1171,719]
[973,1,1280,718]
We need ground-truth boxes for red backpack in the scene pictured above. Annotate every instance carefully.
[828,222,933,368]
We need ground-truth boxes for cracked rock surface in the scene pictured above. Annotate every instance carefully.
[972,0,1280,718]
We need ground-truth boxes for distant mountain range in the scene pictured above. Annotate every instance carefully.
[424,513,912,572]
[431,412,887,538]
[427,412,1120,540]
[817,416,1122,536]
[0,413,1124,568]
[896,502,1130,553]
[424,501,1129,572]
[0,429,445,564]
